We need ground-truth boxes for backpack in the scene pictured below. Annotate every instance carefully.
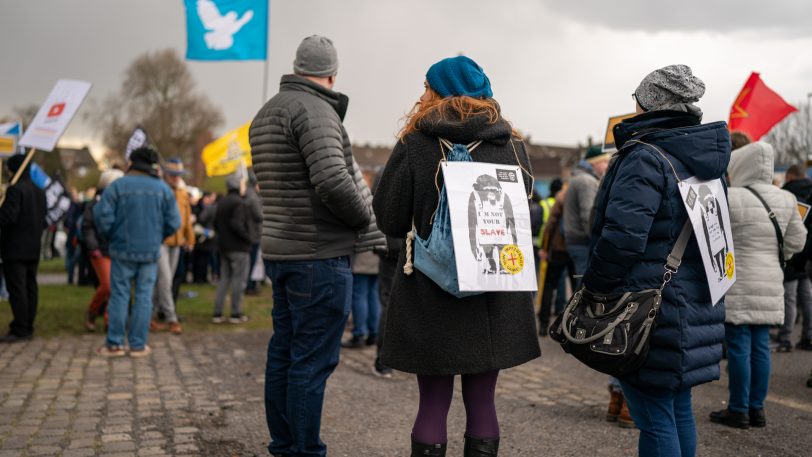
[403,140,483,298]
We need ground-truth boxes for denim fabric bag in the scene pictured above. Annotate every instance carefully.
[404,139,483,298]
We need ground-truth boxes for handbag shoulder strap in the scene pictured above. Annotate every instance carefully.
[745,186,785,266]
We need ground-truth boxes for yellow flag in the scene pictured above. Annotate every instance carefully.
[201,122,252,177]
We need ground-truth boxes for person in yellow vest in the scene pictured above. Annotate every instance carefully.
[151,158,195,334]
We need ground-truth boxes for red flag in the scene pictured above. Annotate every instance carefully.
[729,72,797,141]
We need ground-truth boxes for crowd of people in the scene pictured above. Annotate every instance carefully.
[2,33,812,457]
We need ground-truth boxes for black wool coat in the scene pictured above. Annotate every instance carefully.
[373,111,541,375]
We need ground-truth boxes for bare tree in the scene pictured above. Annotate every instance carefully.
[89,49,223,180]
[764,101,812,166]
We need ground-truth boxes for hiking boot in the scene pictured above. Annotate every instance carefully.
[341,335,365,349]
[365,334,378,346]
[749,408,766,427]
[96,345,126,357]
[710,408,750,429]
[618,397,635,428]
[129,345,152,358]
[463,435,499,456]
[796,339,812,351]
[411,439,446,457]
[775,341,792,353]
[607,387,623,422]
[150,320,167,332]
[169,322,183,335]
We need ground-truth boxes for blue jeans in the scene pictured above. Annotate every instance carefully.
[620,381,696,457]
[106,259,158,350]
[567,243,590,289]
[350,274,380,338]
[725,323,770,413]
[265,257,352,457]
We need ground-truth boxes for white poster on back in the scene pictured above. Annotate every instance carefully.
[442,161,537,292]
[678,177,736,305]
[19,79,92,152]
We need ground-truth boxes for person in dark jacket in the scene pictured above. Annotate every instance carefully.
[249,35,384,457]
[243,172,264,295]
[780,164,812,351]
[582,65,730,457]
[192,192,218,283]
[0,154,47,342]
[82,169,124,331]
[212,175,252,323]
[373,56,540,457]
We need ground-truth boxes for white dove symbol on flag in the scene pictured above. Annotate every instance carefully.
[196,0,254,51]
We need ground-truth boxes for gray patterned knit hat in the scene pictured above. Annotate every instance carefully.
[634,64,705,117]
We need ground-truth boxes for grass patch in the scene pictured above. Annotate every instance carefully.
[0,282,274,338]
[38,258,67,274]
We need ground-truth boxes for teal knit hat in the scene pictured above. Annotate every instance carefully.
[426,56,493,98]
[584,145,610,163]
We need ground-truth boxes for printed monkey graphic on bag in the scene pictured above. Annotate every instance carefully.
[468,174,518,275]
[679,177,736,305]
[443,162,536,292]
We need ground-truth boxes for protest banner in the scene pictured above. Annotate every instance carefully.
[19,79,92,152]
[201,122,252,176]
[443,161,537,293]
[602,113,635,152]
[125,127,150,160]
[678,177,736,305]
[0,122,21,158]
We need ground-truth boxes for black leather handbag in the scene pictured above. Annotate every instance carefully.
[549,221,693,377]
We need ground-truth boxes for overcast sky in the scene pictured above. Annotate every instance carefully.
[2,0,811,156]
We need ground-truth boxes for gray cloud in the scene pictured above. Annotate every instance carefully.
[541,0,812,36]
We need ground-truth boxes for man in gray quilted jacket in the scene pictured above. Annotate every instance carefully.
[249,35,383,457]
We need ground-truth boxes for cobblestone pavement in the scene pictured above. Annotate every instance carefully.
[1,330,811,456]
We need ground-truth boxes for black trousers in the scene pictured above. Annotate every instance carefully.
[376,256,398,357]
[539,251,575,327]
[4,260,39,337]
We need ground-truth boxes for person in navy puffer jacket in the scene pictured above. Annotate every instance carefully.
[582,65,731,457]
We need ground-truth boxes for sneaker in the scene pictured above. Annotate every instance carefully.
[365,335,378,346]
[150,320,168,332]
[749,408,766,427]
[796,339,812,351]
[341,335,365,349]
[229,314,249,324]
[709,408,750,429]
[169,322,183,335]
[776,342,793,353]
[129,345,152,358]
[96,345,126,357]
[373,358,394,379]
[212,315,224,324]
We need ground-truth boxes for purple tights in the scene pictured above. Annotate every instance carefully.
[412,370,500,444]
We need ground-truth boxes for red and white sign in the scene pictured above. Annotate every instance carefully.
[19,79,92,152]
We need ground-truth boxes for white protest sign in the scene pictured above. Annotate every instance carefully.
[443,161,537,292]
[678,177,735,305]
[125,127,149,160]
[19,79,92,152]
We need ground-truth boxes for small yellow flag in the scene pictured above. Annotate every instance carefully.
[201,122,252,177]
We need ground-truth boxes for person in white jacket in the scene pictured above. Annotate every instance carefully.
[710,141,807,429]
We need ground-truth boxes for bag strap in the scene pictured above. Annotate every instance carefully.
[745,186,785,267]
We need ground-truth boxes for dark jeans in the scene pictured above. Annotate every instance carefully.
[620,381,696,457]
[725,324,770,413]
[539,250,575,327]
[4,260,39,337]
[265,257,352,457]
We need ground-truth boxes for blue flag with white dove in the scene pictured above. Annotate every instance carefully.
[184,0,268,61]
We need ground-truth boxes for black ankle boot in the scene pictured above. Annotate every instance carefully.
[411,439,446,457]
[464,435,499,456]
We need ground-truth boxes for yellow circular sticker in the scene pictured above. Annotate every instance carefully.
[499,245,525,275]
[725,252,735,280]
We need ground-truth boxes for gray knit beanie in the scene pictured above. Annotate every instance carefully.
[634,64,705,117]
[293,35,338,77]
